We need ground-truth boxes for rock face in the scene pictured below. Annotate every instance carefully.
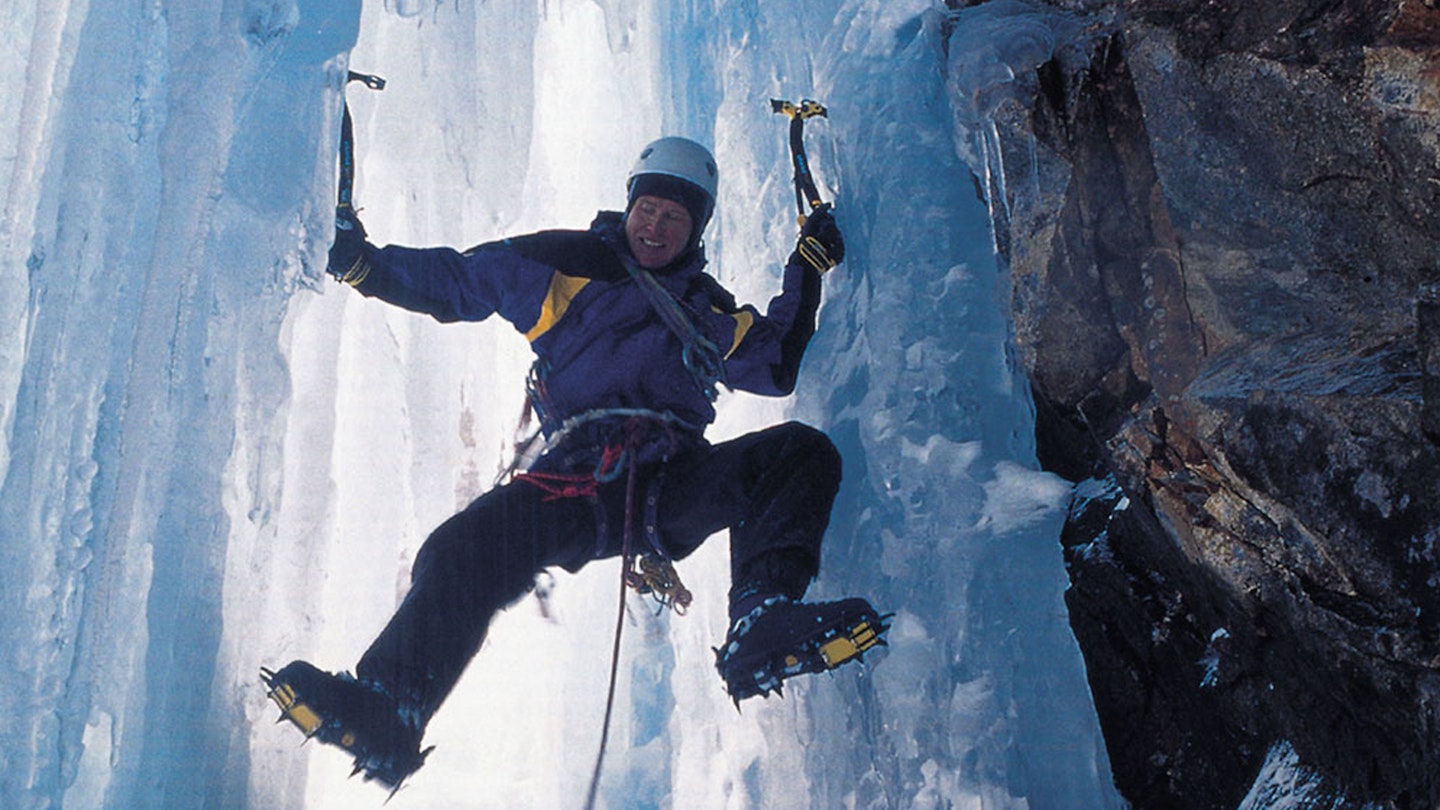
[958,1,1440,807]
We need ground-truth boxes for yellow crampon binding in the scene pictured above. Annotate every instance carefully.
[625,553,693,615]
[261,667,324,739]
[715,596,891,702]
[819,614,886,668]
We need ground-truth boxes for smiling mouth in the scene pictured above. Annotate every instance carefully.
[639,237,666,248]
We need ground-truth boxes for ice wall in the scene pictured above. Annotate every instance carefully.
[0,0,359,807]
[0,0,1120,808]
[799,4,1119,807]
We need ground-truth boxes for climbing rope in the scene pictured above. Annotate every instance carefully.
[624,263,727,402]
[579,417,687,810]
[580,434,637,810]
[509,414,691,810]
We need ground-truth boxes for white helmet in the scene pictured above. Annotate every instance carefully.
[628,137,718,200]
[627,137,718,239]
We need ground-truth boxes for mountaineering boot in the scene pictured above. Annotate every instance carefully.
[714,595,891,701]
[261,660,431,790]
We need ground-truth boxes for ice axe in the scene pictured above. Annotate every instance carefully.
[770,98,829,228]
[337,70,386,228]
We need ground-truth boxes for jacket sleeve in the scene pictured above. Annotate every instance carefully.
[344,238,565,330]
[702,256,823,396]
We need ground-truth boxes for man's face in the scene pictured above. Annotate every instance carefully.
[625,195,694,270]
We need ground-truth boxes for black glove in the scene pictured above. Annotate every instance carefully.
[794,203,844,273]
[327,207,372,285]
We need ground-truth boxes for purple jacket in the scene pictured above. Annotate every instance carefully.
[349,211,821,448]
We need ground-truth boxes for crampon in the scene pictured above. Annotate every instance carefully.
[715,596,891,702]
[261,660,431,793]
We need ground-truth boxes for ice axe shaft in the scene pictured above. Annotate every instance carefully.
[338,71,386,217]
[771,98,828,226]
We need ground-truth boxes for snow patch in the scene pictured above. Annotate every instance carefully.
[979,460,1071,534]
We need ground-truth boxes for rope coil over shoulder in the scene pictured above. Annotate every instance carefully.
[625,263,727,402]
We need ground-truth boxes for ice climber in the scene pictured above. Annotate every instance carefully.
[263,136,889,787]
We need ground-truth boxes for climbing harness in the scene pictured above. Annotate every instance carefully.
[512,442,628,501]
[511,408,696,578]
[771,98,829,227]
[337,70,386,220]
[506,407,699,482]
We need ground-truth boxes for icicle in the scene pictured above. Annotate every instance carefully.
[944,0,1105,213]
[981,115,1013,256]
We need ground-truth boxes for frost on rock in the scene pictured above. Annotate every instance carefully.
[1198,627,1230,689]
[1237,741,1384,810]
[1063,474,1127,566]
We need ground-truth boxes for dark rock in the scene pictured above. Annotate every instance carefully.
[1421,285,1440,441]
[959,0,1440,805]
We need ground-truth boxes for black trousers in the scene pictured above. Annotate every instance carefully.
[355,420,841,721]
